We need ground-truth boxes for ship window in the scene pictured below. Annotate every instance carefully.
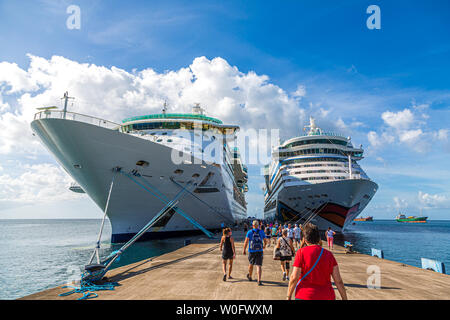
[162,132,167,135]
[157,139,163,142]
[192,173,200,178]
[174,169,183,175]
[167,139,173,142]
[136,160,149,167]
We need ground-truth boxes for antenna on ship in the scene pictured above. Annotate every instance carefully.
[304,116,322,135]
[162,100,168,114]
[61,91,74,119]
[192,103,204,115]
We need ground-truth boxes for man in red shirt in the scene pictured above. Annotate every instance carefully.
[286,223,347,300]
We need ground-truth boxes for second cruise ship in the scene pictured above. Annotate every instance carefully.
[263,117,378,231]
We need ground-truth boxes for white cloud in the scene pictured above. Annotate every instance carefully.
[293,84,306,98]
[381,108,415,129]
[418,191,449,209]
[393,196,408,210]
[0,55,308,157]
[367,131,381,148]
[0,61,39,93]
[367,106,448,153]
[0,163,77,210]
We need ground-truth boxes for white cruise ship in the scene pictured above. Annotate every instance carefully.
[263,117,378,231]
[31,97,247,242]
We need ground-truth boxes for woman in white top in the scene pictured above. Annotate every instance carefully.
[325,227,336,251]
[275,229,295,281]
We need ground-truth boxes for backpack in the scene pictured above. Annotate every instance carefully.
[250,229,263,251]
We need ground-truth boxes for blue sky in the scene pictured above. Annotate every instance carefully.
[0,0,449,220]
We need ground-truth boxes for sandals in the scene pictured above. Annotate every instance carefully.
[223,274,227,281]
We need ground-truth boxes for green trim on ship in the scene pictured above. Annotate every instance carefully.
[122,113,223,124]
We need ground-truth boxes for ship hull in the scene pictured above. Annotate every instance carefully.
[264,179,378,231]
[31,118,246,242]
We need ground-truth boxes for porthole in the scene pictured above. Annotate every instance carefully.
[192,173,200,178]
[174,169,183,175]
[136,160,149,167]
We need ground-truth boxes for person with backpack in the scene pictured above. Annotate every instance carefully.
[286,223,347,300]
[242,220,268,286]
[275,229,295,281]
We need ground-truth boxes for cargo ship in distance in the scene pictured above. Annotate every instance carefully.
[31,94,248,243]
[353,216,373,222]
[395,214,428,223]
[263,117,378,232]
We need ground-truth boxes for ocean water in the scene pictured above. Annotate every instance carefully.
[336,220,450,274]
[0,219,187,300]
[1,219,449,300]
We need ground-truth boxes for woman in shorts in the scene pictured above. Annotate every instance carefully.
[275,229,295,281]
[219,227,236,281]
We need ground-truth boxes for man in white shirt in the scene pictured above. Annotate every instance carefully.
[293,224,302,250]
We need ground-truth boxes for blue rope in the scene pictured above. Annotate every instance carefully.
[170,178,234,224]
[59,271,119,300]
[122,172,215,238]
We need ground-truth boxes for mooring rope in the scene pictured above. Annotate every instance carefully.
[122,171,215,238]
[59,273,119,300]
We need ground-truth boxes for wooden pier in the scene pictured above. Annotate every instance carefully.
[21,231,450,300]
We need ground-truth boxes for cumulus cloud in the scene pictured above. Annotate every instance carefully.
[0,55,308,156]
[381,108,415,129]
[292,84,306,98]
[367,105,448,153]
[0,163,77,210]
[418,191,449,209]
[393,196,408,210]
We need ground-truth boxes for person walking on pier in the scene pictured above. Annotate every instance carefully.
[276,229,295,281]
[287,223,347,300]
[243,220,267,286]
[265,225,272,247]
[293,224,301,250]
[271,224,278,245]
[325,227,336,251]
[220,228,236,281]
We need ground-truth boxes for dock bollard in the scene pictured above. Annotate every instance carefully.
[184,239,191,246]
[371,248,384,259]
[421,258,446,274]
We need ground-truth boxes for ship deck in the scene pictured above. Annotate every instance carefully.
[21,230,449,300]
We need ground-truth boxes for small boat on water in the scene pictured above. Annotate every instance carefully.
[353,216,373,222]
[395,213,427,223]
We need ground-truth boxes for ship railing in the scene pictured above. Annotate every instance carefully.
[33,110,121,130]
